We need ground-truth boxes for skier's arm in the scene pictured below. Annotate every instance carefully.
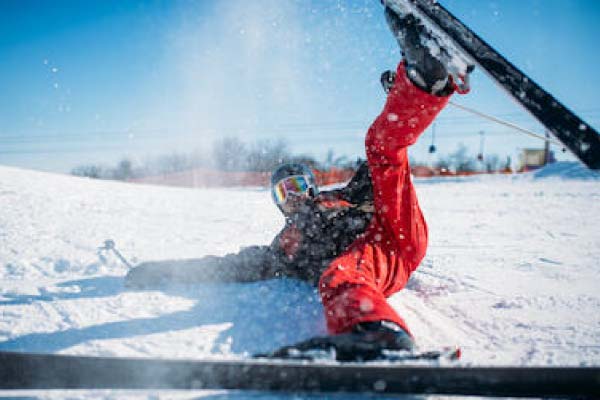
[124,245,282,288]
[337,161,373,204]
[319,161,373,205]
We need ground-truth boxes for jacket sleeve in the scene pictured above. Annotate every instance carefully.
[124,245,283,288]
[320,161,373,205]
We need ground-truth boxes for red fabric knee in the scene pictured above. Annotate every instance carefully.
[318,236,412,336]
[320,277,411,335]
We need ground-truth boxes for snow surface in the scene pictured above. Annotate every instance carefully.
[1,162,599,398]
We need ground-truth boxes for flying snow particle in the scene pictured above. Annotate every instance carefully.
[359,298,374,312]
[373,380,387,391]
[581,143,590,152]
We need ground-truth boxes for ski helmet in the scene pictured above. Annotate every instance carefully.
[270,163,319,209]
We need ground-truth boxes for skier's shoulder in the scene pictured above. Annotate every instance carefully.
[333,161,373,206]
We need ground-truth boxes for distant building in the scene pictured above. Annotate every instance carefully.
[519,148,555,171]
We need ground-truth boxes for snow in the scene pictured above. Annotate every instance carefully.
[1,162,599,397]
[528,161,600,180]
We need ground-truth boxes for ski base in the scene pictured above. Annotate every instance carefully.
[384,0,600,169]
[1,350,599,397]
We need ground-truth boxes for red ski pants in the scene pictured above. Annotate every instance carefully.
[319,62,451,335]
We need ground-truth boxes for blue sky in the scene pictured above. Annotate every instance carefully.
[1,0,599,172]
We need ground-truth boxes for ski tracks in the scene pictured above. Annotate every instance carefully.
[397,255,600,365]
[394,258,506,362]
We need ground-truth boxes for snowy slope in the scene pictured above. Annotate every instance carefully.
[528,161,600,180]
[0,163,599,395]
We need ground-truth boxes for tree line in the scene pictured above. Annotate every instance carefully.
[70,137,360,180]
[422,144,511,174]
[71,138,509,180]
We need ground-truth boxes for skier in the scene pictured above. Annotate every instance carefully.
[125,6,470,361]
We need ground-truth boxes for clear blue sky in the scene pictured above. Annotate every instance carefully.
[1,0,599,172]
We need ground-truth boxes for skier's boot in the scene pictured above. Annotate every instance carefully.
[331,320,415,361]
[383,2,473,95]
[257,320,414,362]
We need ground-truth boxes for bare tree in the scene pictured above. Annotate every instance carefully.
[246,138,289,172]
[71,164,105,179]
[485,154,501,172]
[434,156,451,171]
[212,137,248,171]
[449,144,476,172]
[112,158,136,180]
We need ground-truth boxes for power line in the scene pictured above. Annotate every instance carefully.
[0,146,130,155]
[1,107,597,147]
[448,101,564,147]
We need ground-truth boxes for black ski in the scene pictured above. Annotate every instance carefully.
[1,350,599,397]
[384,0,600,169]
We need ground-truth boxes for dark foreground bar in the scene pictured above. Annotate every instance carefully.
[1,351,599,397]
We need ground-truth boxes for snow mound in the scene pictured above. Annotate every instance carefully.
[529,161,600,180]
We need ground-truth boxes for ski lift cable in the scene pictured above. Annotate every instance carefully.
[448,101,564,147]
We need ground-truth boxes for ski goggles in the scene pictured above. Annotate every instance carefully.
[272,175,312,205]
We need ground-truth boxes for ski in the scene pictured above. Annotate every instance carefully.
[383,0,600,170]
[1,350,599,397]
